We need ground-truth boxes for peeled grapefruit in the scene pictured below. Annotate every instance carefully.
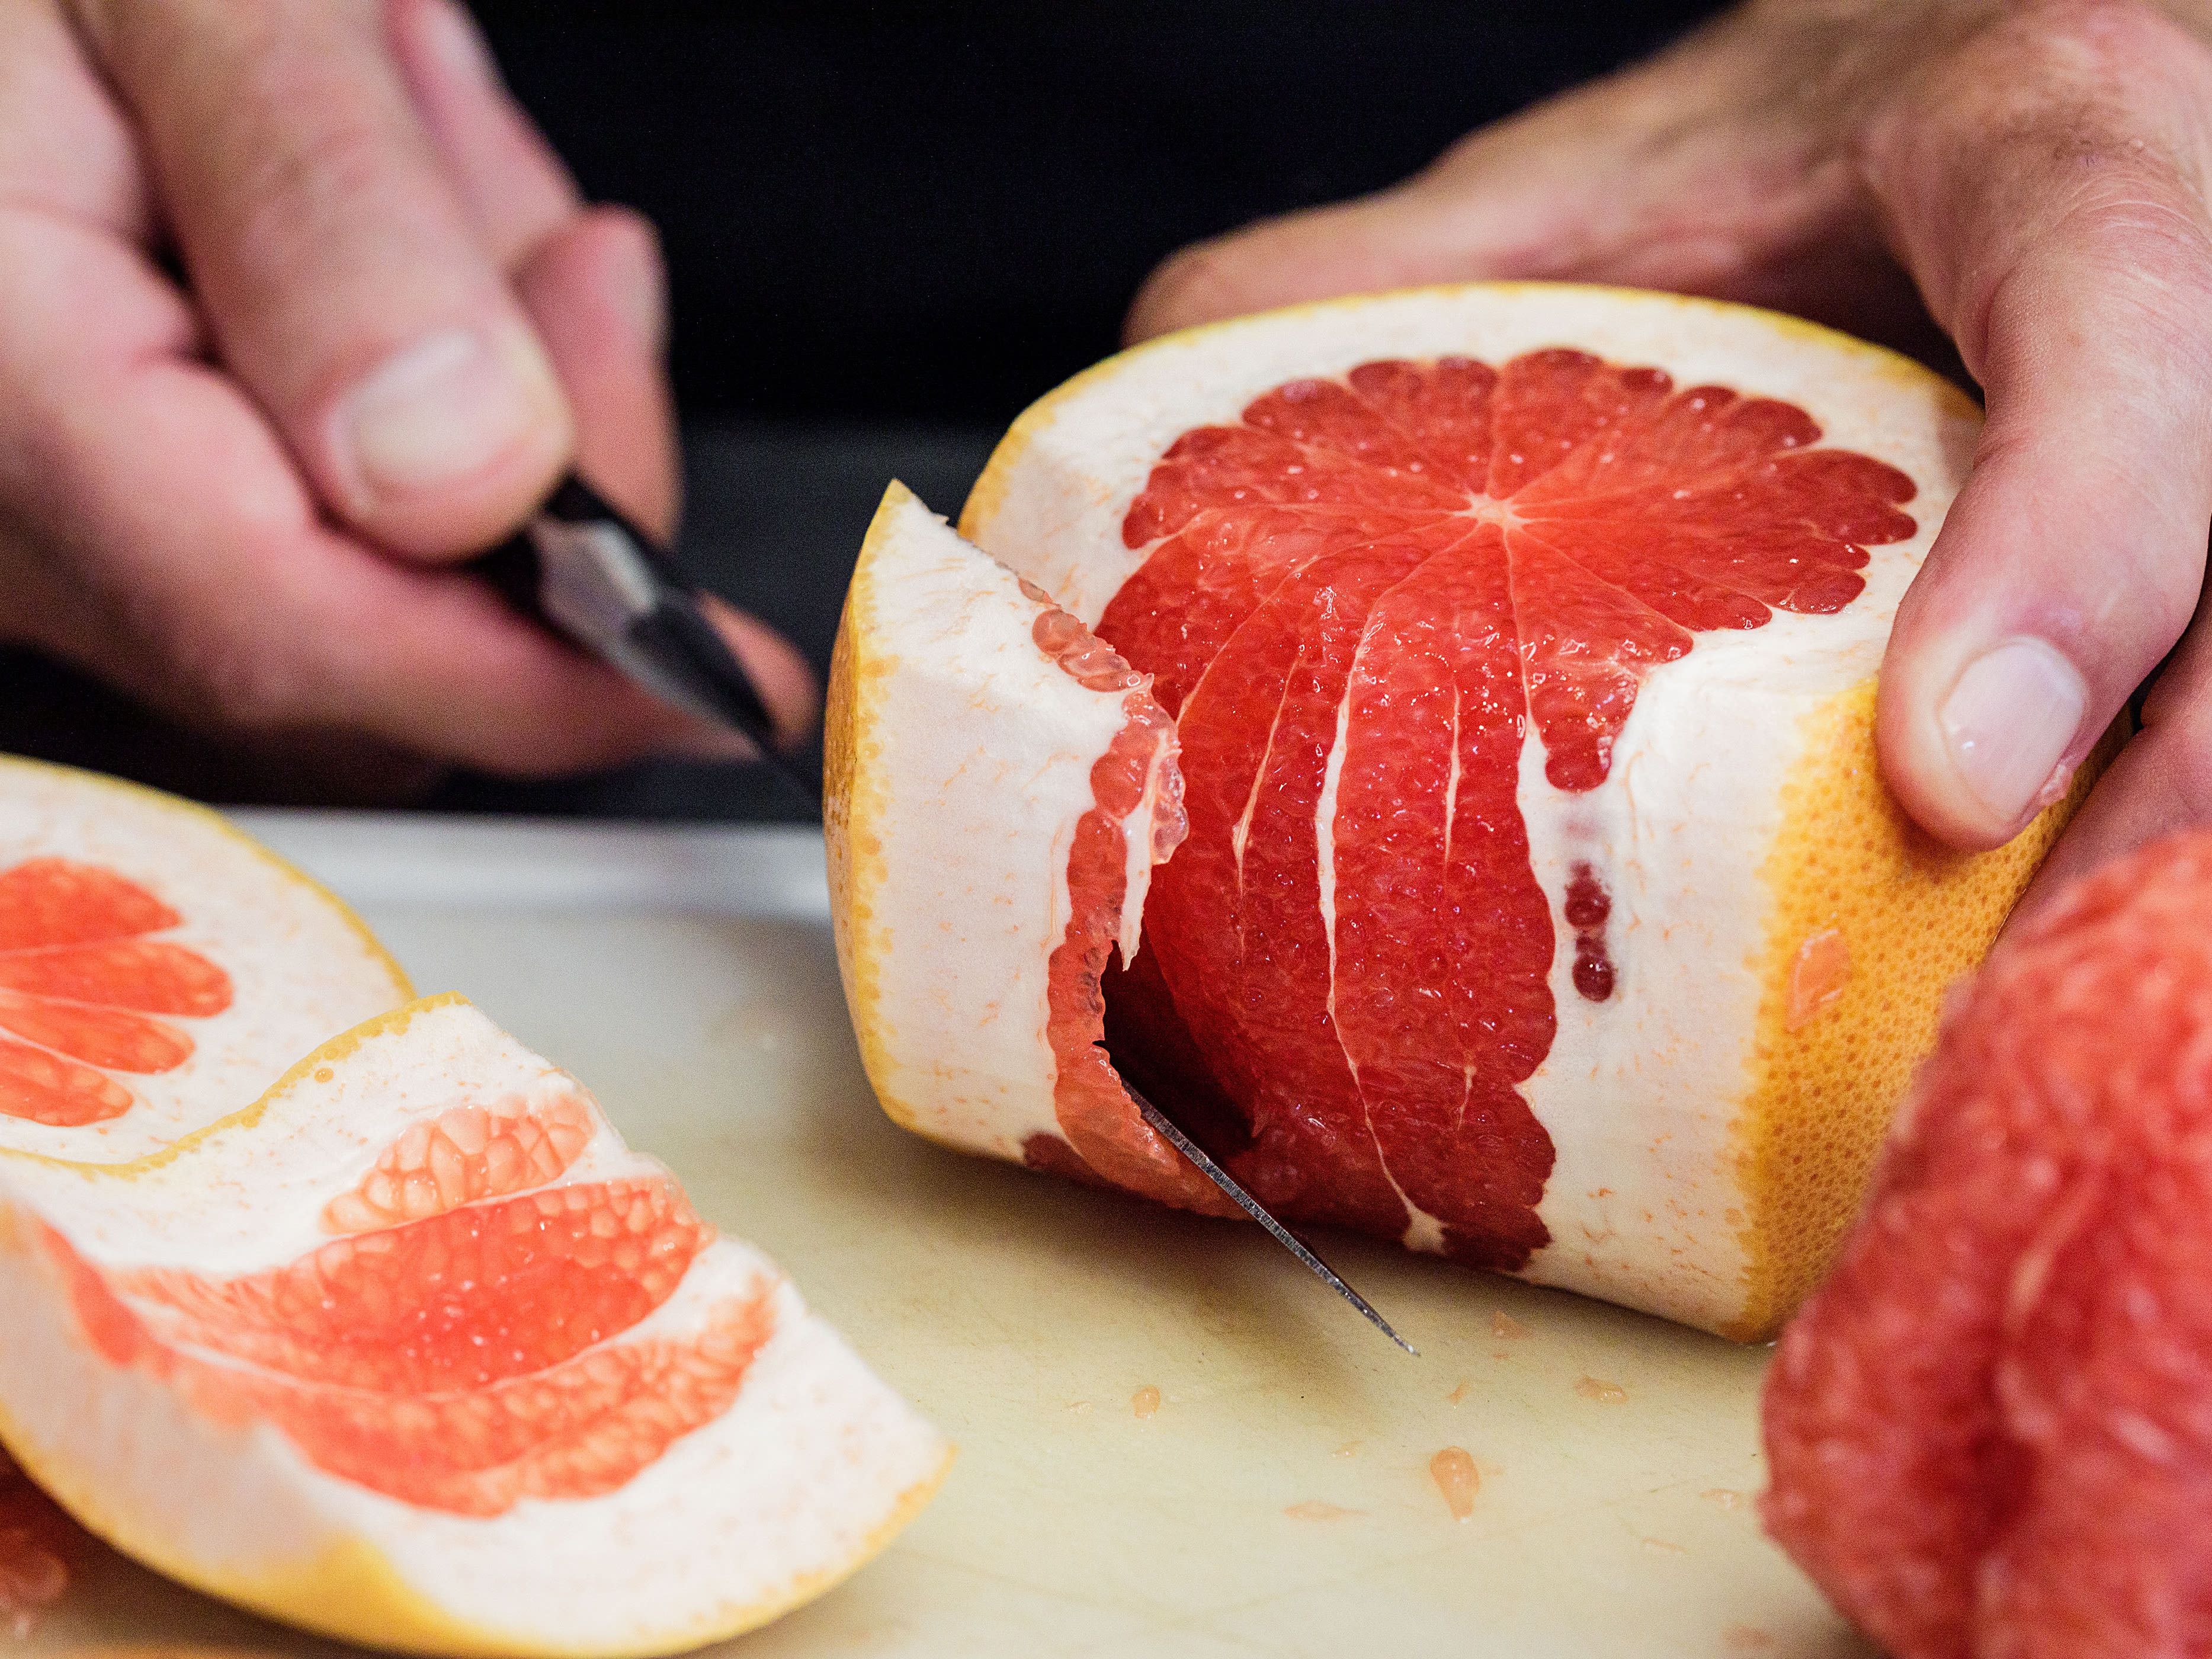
[829,283,2101,1339]
[1763,830,2212,1659]
[0,763,948,1653]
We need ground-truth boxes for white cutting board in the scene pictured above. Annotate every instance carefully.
[24,815,1876,1659]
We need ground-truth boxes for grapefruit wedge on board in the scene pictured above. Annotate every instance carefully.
[829,283,2102,1341]
[0,761,949,1654]
[0,756,410,1158]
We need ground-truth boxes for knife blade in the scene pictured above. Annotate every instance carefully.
[469,473,821,808]
[1130,1084,1415,1354]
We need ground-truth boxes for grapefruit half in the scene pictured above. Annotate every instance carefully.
[829,283,2102,1340]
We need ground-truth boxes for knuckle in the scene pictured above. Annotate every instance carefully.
[223,105,395,282]
[1131,239,1259,336]
[143,597,296,732]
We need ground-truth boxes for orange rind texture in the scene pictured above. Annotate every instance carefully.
[1729,684,2118,1340]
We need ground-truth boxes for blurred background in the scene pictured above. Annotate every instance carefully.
[0,1,1729,820]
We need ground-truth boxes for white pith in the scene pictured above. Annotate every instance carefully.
[842,485,1176,1157]
[933,284,1979,1334]
[0,992,947,1653]
[0,758,411,1164]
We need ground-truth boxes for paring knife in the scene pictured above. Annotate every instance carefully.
[469,473,821,808]
[1131,1085,1415,1354]
[477,476,1410,1350]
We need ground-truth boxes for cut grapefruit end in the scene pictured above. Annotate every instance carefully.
[829,482,1235,1215]
[0,755,412,1168]
[836,281,2084,1338]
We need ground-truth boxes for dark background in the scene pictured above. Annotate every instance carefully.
[1,2,1730,818]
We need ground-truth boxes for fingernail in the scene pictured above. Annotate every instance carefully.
[1938,638,2088,827]
[339,325,558,504]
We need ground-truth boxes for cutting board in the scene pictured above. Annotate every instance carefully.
[22,814,1877,1659]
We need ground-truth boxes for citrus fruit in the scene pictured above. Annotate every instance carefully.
[829,283,2101,1339]
[0,761,948,1652]
[0,992,951,1655]
[0,755,409,1159]
[1763,830,2212,1659]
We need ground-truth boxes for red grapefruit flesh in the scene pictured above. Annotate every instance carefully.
[321,1094,597,1232]
[1098,351,1913,1266]
[52,1213,774,1520]
[1763,831,2212,1659]
[0,858,235,1126]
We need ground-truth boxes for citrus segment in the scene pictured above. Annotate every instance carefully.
[50,1221,775,1519]
[1762,831,2212,1659]
[322,1091,595,1232]
[0,993,950,1655]
[0,939,231,1014]
[113,1177,711,1392]
[0,854,235,1125]
[0,858,182,950]
[0,1039,135,1128]
[0,995,193,1074]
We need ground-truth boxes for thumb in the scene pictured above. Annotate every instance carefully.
[70,0,571,559]
[1868,9,2212,848]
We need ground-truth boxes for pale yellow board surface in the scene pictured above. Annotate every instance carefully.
[24,817,1877,1659]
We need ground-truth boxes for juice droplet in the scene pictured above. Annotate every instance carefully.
[1563,864,1611,928]
[1283,1501,1365,1522]
[1131,1385,1162,1418]
[1446,1379,1472,1405]
[1565,864,1617,1002]
[1700,1487,1746,1510]
[1429,1446,1479,1521]
[1785,925,1851,1030]
[1575,1375,1628,1404]
[1490,1310,1530,1340]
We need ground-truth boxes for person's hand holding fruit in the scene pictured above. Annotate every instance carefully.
[1130,0,2212,915]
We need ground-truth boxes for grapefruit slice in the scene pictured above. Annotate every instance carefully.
[0,755,411,1160]
[829,283,2102,1339]
[1762,830,2212,1659]
[0,994,950,1655]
